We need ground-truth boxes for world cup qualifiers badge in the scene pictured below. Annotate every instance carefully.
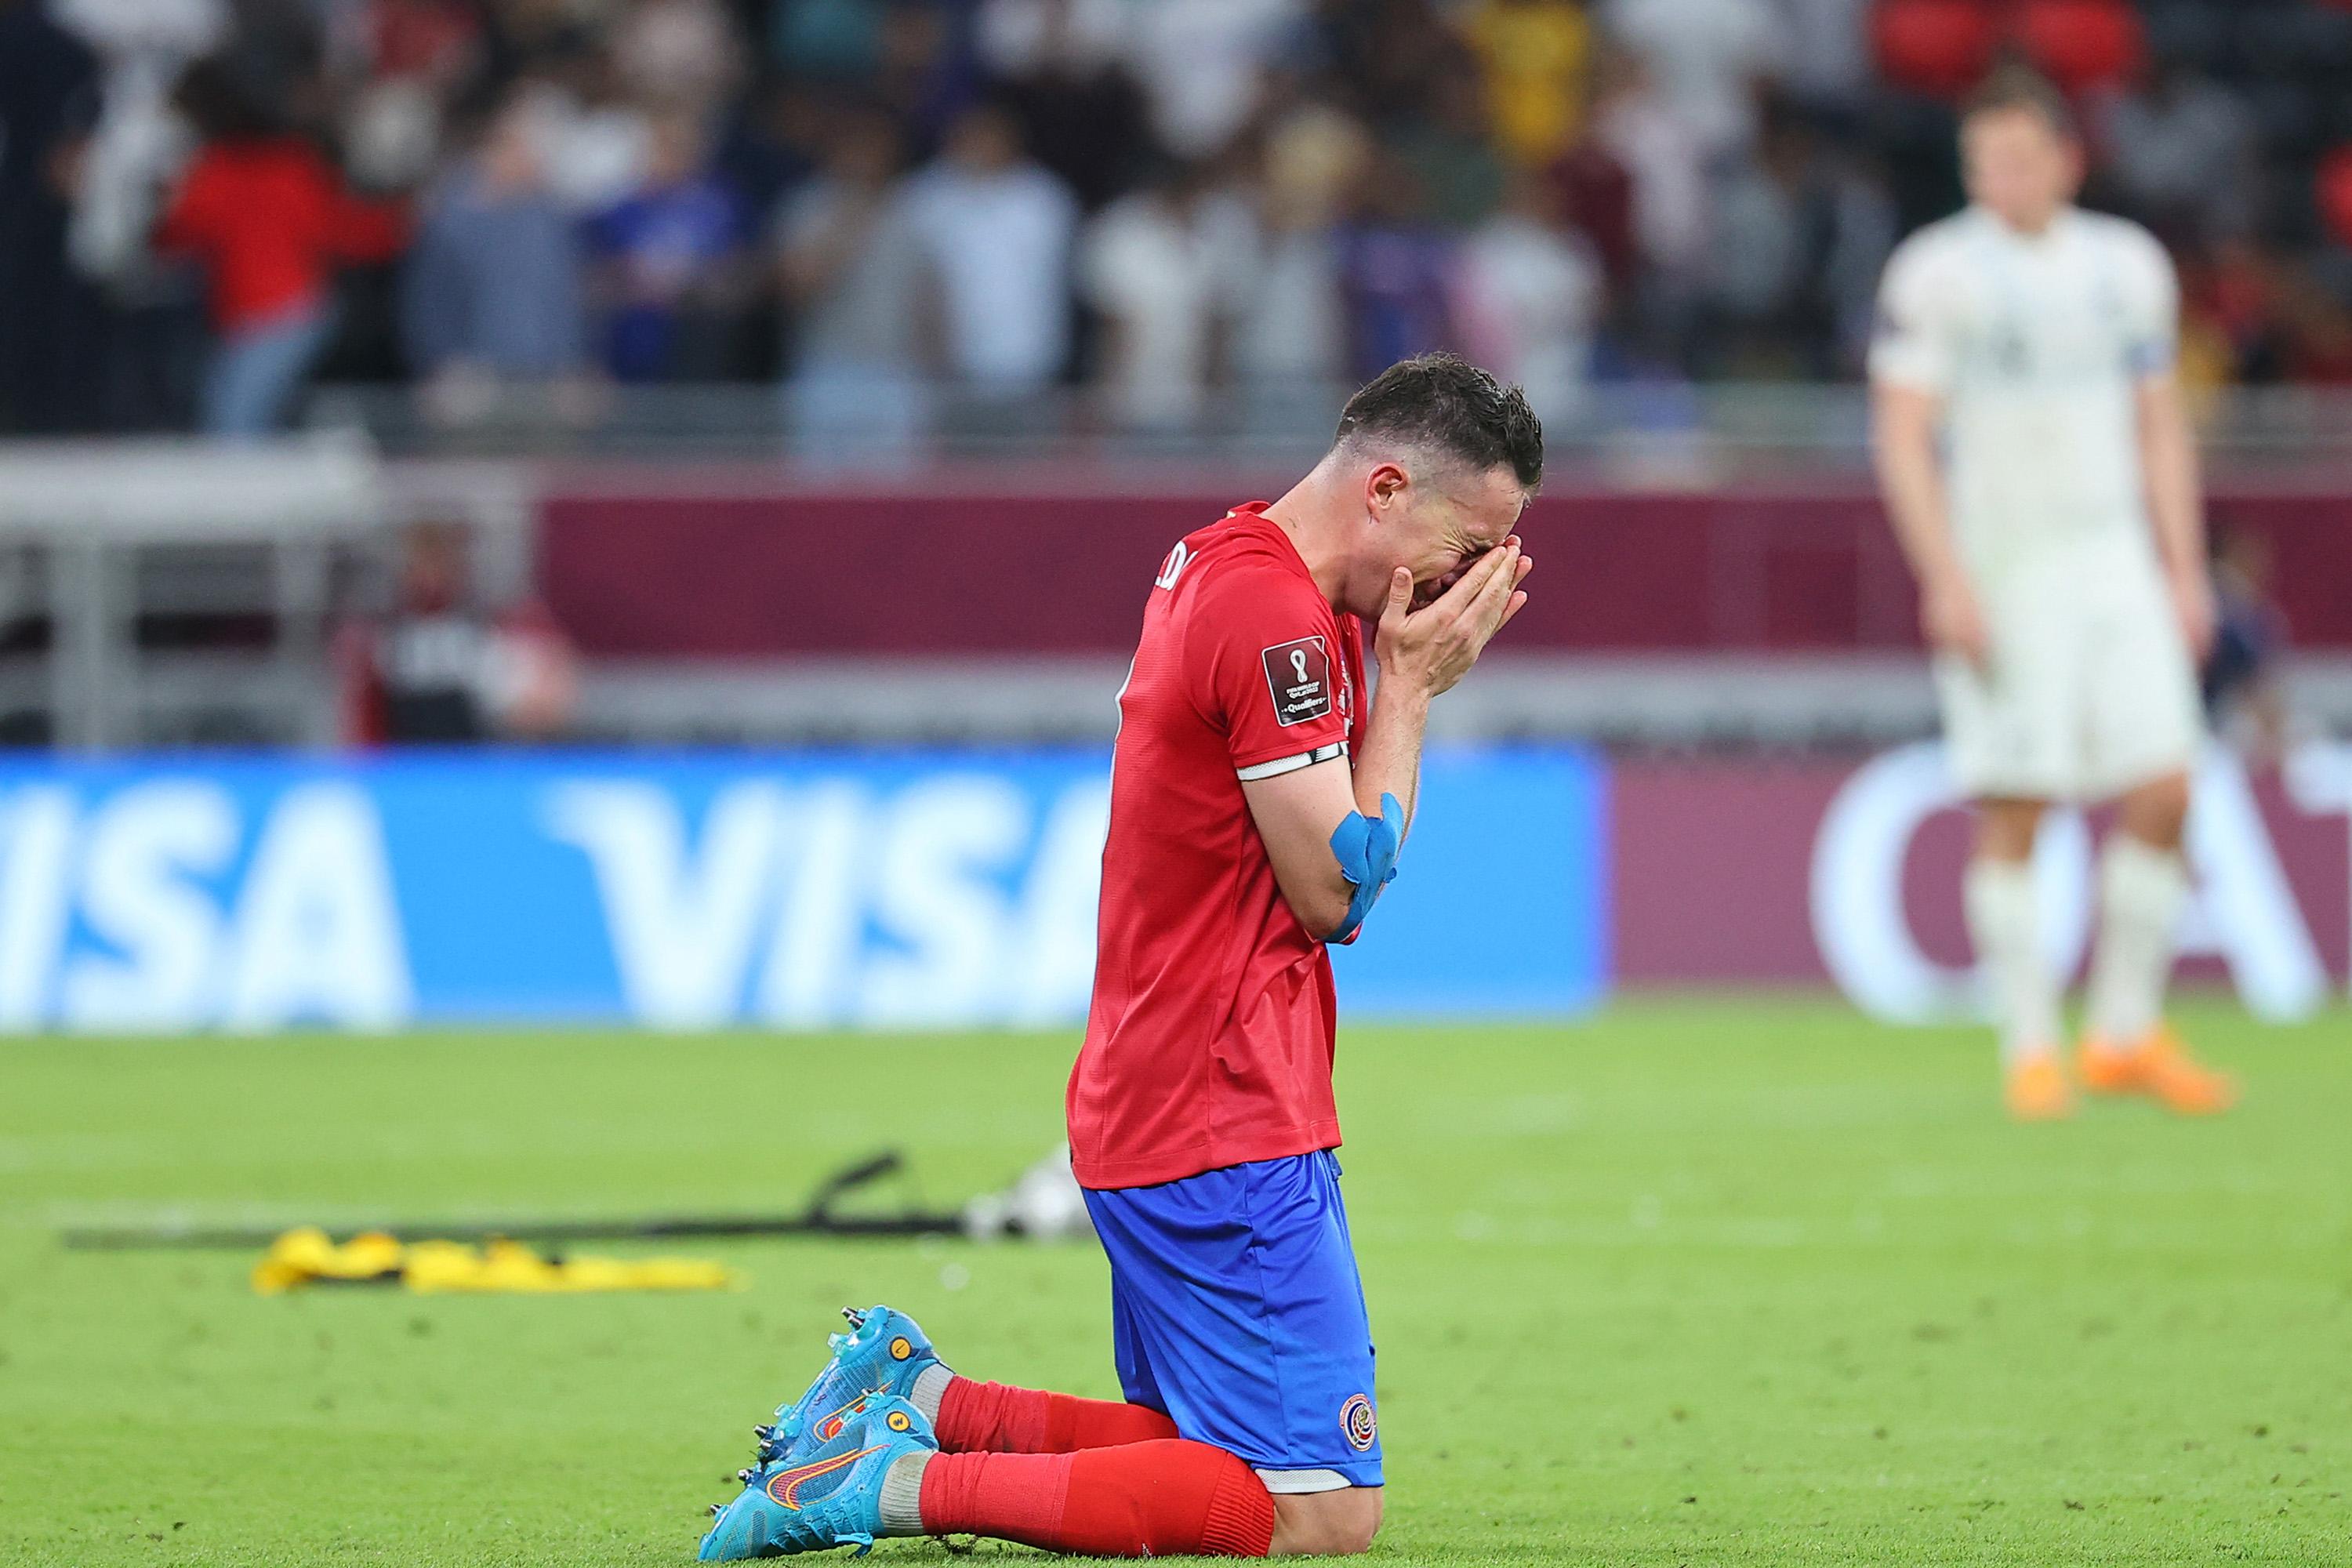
[1261,636,1334,726]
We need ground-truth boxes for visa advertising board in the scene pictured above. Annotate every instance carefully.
[0,742,2340,1033]
[0,750,1605,1032]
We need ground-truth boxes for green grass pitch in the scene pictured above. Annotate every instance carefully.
[2,998,2348,1565]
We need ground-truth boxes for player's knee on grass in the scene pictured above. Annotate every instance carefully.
[1269,1486,1382,1555]
[2115,770,2191,851]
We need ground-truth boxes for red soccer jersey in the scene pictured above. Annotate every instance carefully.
[1068,503,1367,1190]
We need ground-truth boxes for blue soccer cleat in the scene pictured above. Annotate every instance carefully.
[753,1305,943,1466]
[699,1392,936,1559]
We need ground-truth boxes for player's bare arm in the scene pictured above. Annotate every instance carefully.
[1870,380,1987,669]
[1244,541,1530,939]
[2134,372,2216,659]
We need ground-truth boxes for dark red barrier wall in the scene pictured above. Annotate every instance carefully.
[538,477,2350,656]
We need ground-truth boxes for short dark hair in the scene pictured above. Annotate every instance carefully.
[1334,353,1544,494]
[1961,64,2077,141]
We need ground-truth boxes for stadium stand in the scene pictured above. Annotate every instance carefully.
[8,0,2352,447]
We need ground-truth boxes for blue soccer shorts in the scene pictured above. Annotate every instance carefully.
[1081,1149,1382,1492]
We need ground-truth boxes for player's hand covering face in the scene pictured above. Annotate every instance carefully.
[1410,551,1484,612]
[1374,533,1533,699]
[1378,462,1528,612]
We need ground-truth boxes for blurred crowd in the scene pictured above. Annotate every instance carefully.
[7,0,2352,445]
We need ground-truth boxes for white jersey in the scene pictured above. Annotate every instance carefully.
[1871,207,2200,800]
[1869,205,2176,583]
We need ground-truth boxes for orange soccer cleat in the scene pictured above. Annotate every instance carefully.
[2078,1026,2238,1116]
[2004,1054,2075,1121]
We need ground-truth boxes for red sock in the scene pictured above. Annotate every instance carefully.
[916,1439,1273,1557]
[934,1376,1180,1453]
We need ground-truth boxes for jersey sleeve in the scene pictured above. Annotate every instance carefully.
[2114,226,2180,380]
[1183,558,1351,781]
[1867,234,1959,394]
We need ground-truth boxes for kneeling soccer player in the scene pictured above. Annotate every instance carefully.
[697,354,1541,1559]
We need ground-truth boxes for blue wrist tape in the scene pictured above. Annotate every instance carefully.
[1327,792,1404,944]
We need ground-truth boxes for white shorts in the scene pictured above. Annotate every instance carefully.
[1936,541,2203,803]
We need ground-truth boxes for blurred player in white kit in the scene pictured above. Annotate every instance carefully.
[1869,67,2234,1121]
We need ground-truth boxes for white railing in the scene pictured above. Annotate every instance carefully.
[304,381,2352,470]
[0,439,535,752]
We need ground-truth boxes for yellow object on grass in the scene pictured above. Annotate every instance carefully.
[250,1229,737,1295]
[403,1238,736,1294]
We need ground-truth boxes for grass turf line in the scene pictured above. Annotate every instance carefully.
[1,998,2347,1564]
